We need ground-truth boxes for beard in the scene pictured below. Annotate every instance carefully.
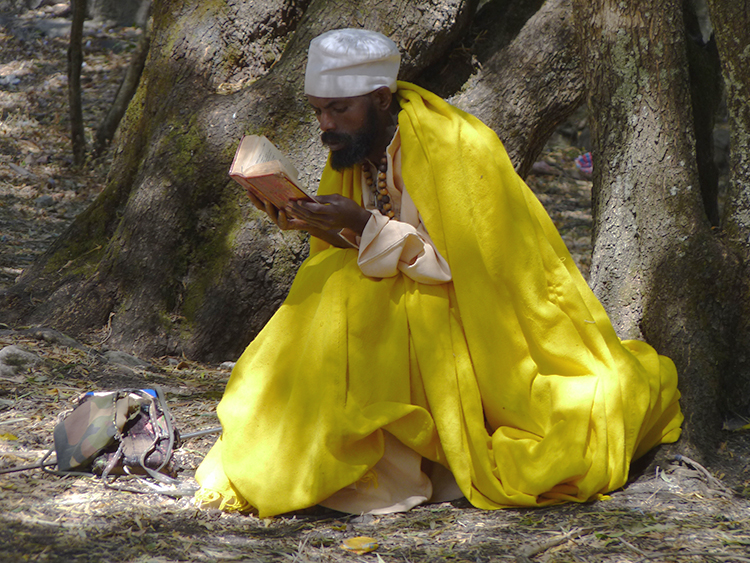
[321,104,380,171]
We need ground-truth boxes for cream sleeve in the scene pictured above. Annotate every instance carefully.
[357,189,451,285]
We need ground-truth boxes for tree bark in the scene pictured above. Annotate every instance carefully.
[708,1,750,249]
[1,0,483,362]
[573,0,742,457]
[705,0,750,416]
[68,0,87,166]
[416,0,546,99]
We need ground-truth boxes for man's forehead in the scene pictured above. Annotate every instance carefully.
[306,94,369,108]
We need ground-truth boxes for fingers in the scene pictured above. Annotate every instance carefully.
[279,207,316,231]
[247,194,314,231]
[247,191,265,210]
[277,208,294,230]
[294,196,370,234]
[264,199,280,224]
[289,200,326,220]
[287,196,369,234]
[273,207,297,231]
[287,201,331,230]
[312,195,338,204]
[251,194,363,234]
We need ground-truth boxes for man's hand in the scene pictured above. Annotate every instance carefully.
[286,194,371,236]
[247,192,311,231]
[248,192,370,247]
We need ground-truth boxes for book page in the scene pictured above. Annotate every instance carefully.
[235,135,301,184]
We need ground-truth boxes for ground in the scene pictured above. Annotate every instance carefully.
[1,3,750,563]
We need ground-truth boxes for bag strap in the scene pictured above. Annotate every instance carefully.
[104,386,181,490]
[149,386,177,475]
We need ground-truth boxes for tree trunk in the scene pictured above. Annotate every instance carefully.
[68,0,87,166]
[1,0,486,362]
[89,0,150,27]
[708,0,750,248]
[705,0,750,416]
[572,0,743,457]
[92,7,152,158]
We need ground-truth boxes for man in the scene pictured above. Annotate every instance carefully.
[195,29,683,518]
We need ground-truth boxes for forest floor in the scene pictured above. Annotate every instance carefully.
[2,3,750,563]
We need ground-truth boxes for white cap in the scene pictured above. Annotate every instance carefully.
[304,29,400,98]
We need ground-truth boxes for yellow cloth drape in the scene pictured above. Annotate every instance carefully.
[195,82,682,517]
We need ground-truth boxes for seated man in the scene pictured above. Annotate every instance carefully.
[195,29,683,518]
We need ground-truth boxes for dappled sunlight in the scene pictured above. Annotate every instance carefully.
[0,5,139,289]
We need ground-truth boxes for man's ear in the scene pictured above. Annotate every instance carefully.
[370,87,393,111]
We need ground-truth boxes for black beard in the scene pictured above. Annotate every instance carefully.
[322,105,380,171]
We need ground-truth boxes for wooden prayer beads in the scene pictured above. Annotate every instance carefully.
[364,156,395,219]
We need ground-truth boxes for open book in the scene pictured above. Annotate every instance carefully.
[229,135,314,209]
[229,135,357,248]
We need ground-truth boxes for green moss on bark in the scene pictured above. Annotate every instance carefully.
[39,177,127,277]
[180,198,243,322]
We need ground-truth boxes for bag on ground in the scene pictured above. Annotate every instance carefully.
[52,387,179,481]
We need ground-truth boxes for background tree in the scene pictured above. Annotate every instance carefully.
[2,0,749,456]
[88,0,150,26]
[67,0,153,160]
[68,0,87,166]
[705,0,750,420]
[93,0,152,157]
[571,0,750,456]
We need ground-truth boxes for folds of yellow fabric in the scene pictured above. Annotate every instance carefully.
[395,81,682,506]
[196,248,444,517]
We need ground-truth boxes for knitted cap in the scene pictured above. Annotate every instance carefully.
[304,29,400,98]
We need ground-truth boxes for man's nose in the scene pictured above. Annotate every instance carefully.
[318,113,335,132]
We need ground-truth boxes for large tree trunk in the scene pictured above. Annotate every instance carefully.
[572,0,744,457]
[1,0,483,362]
[0,0,582,363]
[705,0,750,417]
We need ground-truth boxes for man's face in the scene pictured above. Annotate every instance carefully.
[307,94,380,171]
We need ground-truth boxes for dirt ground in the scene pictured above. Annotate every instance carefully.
[2,3,750,563]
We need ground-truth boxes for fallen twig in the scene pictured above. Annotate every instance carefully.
[672,454,733,496]
[515,528,591,562]
[619,537,648,558]
[620,536,750,563]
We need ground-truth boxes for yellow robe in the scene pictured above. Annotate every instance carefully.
[195,82,683,517]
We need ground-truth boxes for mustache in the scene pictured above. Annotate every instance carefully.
[321,131,352,147]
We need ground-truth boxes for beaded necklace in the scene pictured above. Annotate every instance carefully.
[363,155,395,219]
